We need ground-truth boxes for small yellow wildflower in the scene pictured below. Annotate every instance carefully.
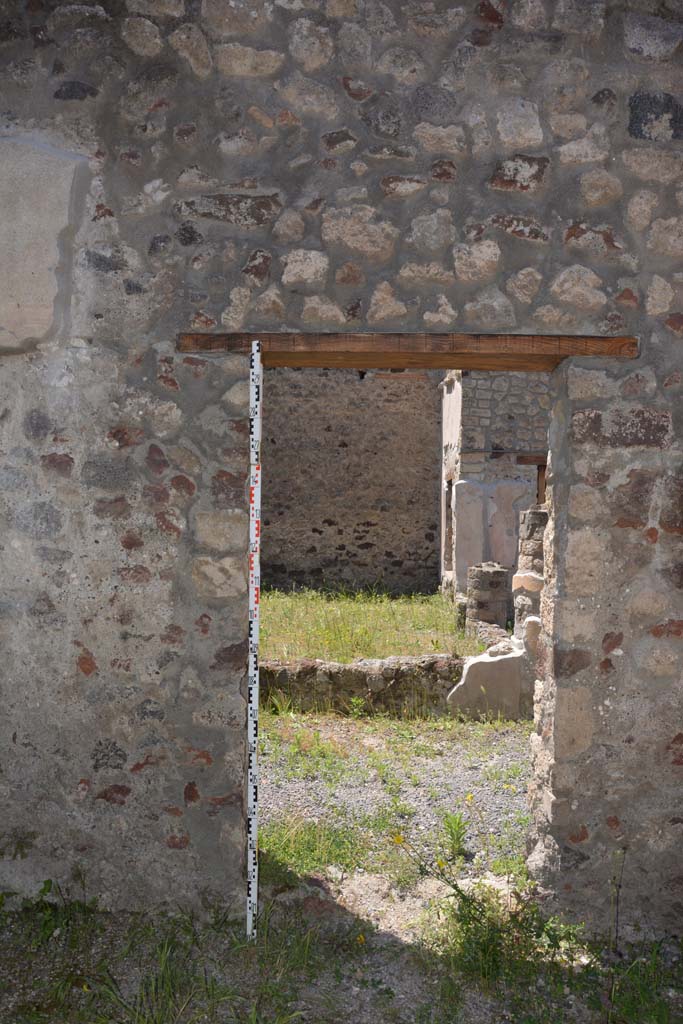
[465,793,474,805]
[436,858,447,870]
[393,833,405,845]
[356,933,366,945]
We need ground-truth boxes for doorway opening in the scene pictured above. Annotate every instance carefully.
[254,356,550,963]
[178,326,638,888]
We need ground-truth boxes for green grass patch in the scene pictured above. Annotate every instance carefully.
[259,817,369,883]
[260,588,480,663]
[425,883,683,1024]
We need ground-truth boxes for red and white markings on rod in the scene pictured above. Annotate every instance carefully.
[247,340,262,941]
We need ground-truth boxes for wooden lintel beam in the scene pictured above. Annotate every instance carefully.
[516,454,548,466]
[176,331,639,371]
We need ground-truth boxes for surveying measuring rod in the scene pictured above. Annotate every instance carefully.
[247,340,262,940]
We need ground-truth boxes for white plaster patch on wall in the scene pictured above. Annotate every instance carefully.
[0,138,87,352]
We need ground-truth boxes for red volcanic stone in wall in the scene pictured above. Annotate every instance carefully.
[130,754,159,773]
[565,221,622,253]
[610,470,656,528]
[211,470,245,506]
[602,631,623,655]
[644,527,659,543]
[615,288,638,307]
[665,313,683,335]
[186,747,213,766]
[117,565,153,584]
[182,356,208,377]
[155,510,183,536]
[606,816,621,831]
[478,0,504,24]
[431,159,457,181]
[108,425,144,448]
[190,310,217,330]
[207,791,242,816]
[555,648,592,677]
[163,805,184,817]
[147,444,170,476]
[241,248,271,284]
[380,175,427,197]
[489,213,549,242]
[342,76,373,101]
[667,734,683,766]
[77,648,98,676]
[660,474,683,535]
[599,658,614,674]
[571,408,672,448]
[130,757,159,770]
[336,262,365,285]
[158,374,180,391]
[170,474,196,497]
[490,154,549,192]
[649,620,683,638]
[184,781,200,804]
[195,613,212,636]
[569,824,589,843]
[323,128,357,152]
[143,484,170,506]
[96,785,131,806]
[41,452,74,476]
[94,496,131,519]
[121,530,144,550]
[93,203,114,221]
[161,624,185,645]
[211,640,248,671]
[166,833,190,849]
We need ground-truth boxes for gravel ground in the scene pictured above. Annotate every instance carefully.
[259,713,533,877]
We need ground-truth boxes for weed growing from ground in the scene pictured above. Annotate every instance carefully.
[441,812,469,862]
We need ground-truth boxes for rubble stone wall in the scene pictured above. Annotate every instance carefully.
[261,367,443,593]
[0,0,681,934]
[450,370,550,482]
[442,370,548,591]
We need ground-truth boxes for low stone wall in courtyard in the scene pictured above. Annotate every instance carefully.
[261,654,465,717]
